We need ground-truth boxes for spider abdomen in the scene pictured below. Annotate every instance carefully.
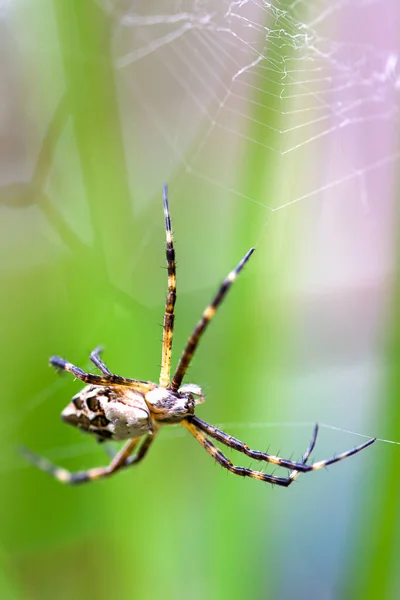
[61,385,152,441]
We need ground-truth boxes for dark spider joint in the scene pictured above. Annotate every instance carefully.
[23,185,376,485]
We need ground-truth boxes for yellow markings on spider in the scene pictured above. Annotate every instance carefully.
[22,184,376,486]
[203,306,216,320]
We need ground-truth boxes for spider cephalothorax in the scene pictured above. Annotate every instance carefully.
[24,185,375,486]
[145,386,204,423]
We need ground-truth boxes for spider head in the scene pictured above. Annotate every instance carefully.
[145,385,204,424]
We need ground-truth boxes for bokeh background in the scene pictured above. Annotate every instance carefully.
[1,1,400,599]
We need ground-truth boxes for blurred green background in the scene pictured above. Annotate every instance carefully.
[1,2,399,599]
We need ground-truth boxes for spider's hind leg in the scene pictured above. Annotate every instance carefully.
[22,434,155,485]
[50,355,113,386]
[90,346,112,376]
[49,355,141,387]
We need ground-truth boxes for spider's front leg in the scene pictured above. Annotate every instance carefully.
[170,247,255,392]
[188,416,375,477]
[182,419,304,487]
[183,419,375,487]
[159,184,177,388]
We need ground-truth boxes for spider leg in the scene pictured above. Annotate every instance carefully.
[50,355,153,392]
[188,416,375,473]
[282,423,318,484]
[182,419,300,487]
[22,433,156,485]
[170,247,255,392]
[90,346,112,376]
[159,184,177,388]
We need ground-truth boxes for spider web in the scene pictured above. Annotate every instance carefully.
[90,0,400,312]
[105,0,399,216]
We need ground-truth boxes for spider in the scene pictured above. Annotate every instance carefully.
[24,185,376,486]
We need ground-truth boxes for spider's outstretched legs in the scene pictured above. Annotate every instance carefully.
[183,419,374,486]
[159,184,177,388]
[90,346,111,376]
[182,419,301,487]
[187,416,375,473]
[50,355,153,392]
[171,247,255,392]
[22,433,156,485]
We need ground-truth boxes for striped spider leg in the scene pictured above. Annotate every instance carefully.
[159,183,176,388]
[22,432,156,484]
[169,246,254,392]
[182,418,375,487]
[23,185,375,486]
